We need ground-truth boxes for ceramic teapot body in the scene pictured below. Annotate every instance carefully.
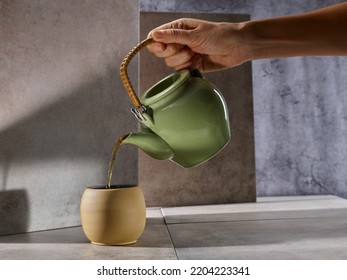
[123,69,231,168]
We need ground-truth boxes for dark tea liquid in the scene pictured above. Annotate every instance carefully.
[106,134,129,188]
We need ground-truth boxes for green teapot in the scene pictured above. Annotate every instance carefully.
[119,38,231,168]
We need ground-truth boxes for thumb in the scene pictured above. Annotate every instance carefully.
[151,29,191,45]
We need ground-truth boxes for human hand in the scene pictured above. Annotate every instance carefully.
[147,18,250,72]
[147,3,347,73]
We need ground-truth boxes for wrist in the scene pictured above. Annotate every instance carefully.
[233,21,256,62]
[220,21,255,66]
[236,10,347,60]
[238,18,303,60]
[237,19,282,61]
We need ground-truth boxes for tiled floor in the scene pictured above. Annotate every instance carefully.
[1,195,347,259]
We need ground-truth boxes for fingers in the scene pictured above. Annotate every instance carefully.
[148,18,199,44]
[151,18,200,33]
[150,29,192,45]
[146,18,205,71]
[173,54,203,71]
[146,28,192,61]
[147,42,185,58]
[147,42,198,70]
[164,46,195,67]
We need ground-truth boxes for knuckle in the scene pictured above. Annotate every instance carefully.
[170,29,180,41]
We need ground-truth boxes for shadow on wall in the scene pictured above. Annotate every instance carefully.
[0,190,29,235]
[0,73,134,166]
[0,73,137,186]
[0,73,138,235]
[0,0,140,236]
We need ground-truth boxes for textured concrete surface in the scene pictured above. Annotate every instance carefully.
[0,0,139,235]
[170,217,347,260]
[165,196,347,259]
[139,12,255,207]
[0,196,346,260]
[0,209,176,260]
[140,0,347,200]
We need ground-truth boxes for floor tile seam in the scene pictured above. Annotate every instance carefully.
[159,196,344,212]
[163,221,180,260]
[0,225,82,240]
[164,214,347,226]
[257,195,338,200]
[161,206,347,219]
[160,204,347,217]
[159,208,180,260]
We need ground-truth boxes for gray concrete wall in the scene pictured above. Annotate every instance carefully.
[140,0,347,199]
[0,0,139,235]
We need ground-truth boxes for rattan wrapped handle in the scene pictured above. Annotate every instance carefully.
[120,37,154,109]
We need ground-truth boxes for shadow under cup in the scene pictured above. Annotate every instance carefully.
[80,185,146,245]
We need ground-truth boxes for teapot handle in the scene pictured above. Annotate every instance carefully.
[120,37,154,117]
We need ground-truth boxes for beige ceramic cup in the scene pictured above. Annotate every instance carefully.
[80,185,146,245]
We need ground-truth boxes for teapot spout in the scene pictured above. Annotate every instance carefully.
[123,132,174,160]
